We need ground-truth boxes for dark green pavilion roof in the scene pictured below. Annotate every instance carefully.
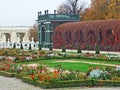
[38,14,80,22]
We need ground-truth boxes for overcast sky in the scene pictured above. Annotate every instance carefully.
[0,0,91,26]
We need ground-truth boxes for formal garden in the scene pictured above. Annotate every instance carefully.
[0,47,120,89]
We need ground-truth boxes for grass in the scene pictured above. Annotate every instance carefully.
[16,58,120,65]
[17,59,115,73]
[40,60,114,72]
[76,59,120,65]
[17,55,119,73]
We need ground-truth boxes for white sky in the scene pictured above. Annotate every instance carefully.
[0,0,91,26]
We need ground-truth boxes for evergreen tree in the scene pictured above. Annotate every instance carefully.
[62,46,66,52]
[38,44,42,50]
[95,45,100,54]
[49,46,53,51]
[77,46,81,53]
[86,45,90,53]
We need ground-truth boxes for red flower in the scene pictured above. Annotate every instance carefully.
[30,74,34,80]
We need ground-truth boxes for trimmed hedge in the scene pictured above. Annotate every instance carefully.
[1,71,120,88]
[22,77,120,88]
[94,80,120,87]
[0,71,15,77]
[22,77,92,89]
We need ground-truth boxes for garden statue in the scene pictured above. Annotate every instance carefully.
[31,37,34,42]
[89,66,103,79]
[17,34,20,43]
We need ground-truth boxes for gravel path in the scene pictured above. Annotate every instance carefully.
[55,60,119,67]
[53,49,120,56]
[0,76,42,90]
[0,76,120,90]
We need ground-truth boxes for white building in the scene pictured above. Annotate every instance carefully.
[0,26,32,43]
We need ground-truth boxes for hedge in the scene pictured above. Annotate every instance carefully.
[1,71,120,88]
[22,77,120,88]
[0,71,15,77]
[22,77,92,89]
[53,19,120,52]
[94,80,120,87]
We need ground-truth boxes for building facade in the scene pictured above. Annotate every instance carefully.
[0,26,32,43]
[37,10,80,49]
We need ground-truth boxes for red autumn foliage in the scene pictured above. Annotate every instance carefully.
[52,19,120,51]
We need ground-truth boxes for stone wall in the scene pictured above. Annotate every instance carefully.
[52,19,120,51]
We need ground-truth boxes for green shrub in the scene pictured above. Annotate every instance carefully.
[77,46,81,53]
[38,44,42,50]
[62,46,66,52]
[95,45,100,54]
[49,46,53,51]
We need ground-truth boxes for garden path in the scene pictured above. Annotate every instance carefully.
[52,48,120,57]
[55,60,119,67]
[0,76,120,90]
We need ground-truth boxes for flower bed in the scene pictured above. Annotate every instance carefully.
[22,76,120,88]
[1,64,120,88]
[0,48,120,88]
[22,76,92,88]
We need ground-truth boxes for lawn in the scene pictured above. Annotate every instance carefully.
[18,59,115,73]
[77,59,120,65]
[40,60,114,72]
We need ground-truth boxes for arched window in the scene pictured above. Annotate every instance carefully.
[41,26,45,42]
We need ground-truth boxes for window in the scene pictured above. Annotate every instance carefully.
[41,27,45,42]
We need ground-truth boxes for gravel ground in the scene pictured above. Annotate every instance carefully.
[0,76,120,90]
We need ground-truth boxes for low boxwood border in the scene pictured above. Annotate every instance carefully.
[41,80,93,89]
[0,71,15,77]
[94,80,120,87]
[1,71,120,88]
[22,77,93,89]
[22,77,120,88]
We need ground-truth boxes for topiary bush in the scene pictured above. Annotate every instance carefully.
[77,46,81,53]
[95,45,100,54]
[62,46,66,52]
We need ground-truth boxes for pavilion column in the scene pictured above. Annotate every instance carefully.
[23,32,29,42]
[1,33,6,42]
[11,32,17,42]
[22,33,26,41]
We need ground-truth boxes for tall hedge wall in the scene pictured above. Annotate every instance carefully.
[52,19,120,51]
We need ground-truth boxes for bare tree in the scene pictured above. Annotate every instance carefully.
[57,4,71,14]
[57,0,87,14]
[29,24,38,42]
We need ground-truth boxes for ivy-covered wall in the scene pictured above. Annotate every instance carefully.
[52,19,120,51]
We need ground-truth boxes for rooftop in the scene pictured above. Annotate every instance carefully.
[0,26,32,30]
[37,10,80,22]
